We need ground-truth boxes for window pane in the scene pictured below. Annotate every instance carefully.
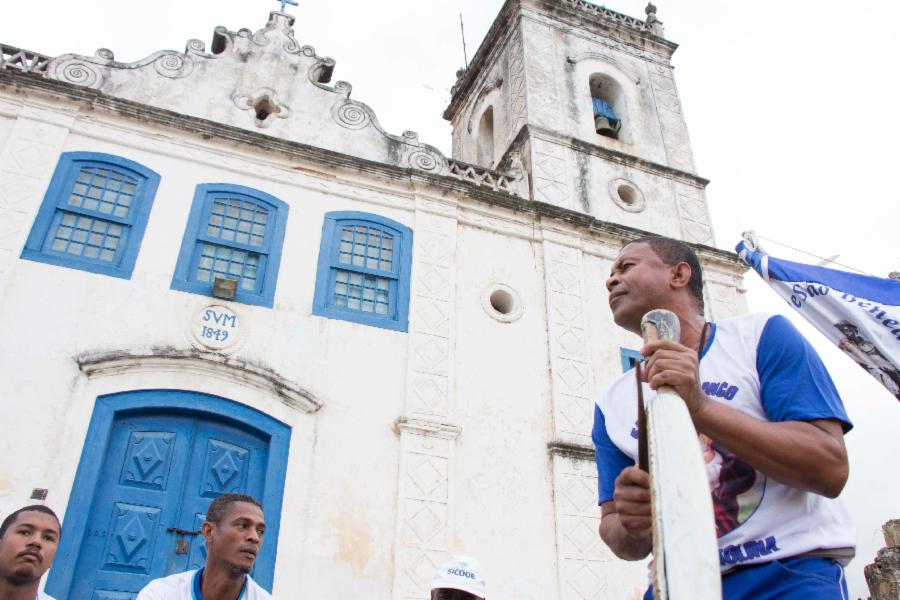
[205,197,269,248]
[195,242,262,293]
[337,224,395,272]
[49,210,122,262]
[67,165,138,220]
[331,268,392,315]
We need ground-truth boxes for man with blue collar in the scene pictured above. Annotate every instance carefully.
[137,494,271,600]
[594,235,855,599]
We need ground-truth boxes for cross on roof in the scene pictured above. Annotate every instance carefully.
[276,0,298,14]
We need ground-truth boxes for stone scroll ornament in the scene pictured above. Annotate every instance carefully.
[332,100,371,130]
[640,309,721,600]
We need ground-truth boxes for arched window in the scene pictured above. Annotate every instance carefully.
[477,106,495,167]
[21,151,160,279]
[170,183,288,308]
[589,73,625,140]
[312,211,412,331]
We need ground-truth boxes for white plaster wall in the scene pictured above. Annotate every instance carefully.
[453,224,559,600]
[584,155,683,238]
[0,113,13,151]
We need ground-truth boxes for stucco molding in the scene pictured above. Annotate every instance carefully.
[393,417,462,439]
[75,349,323,414]
[548,440,595,461]
[565,51,641,85]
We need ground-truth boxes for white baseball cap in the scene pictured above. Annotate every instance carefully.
[431,555,486,597]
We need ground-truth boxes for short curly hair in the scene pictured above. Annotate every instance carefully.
[0,505,60,538]
[205,494,263,525]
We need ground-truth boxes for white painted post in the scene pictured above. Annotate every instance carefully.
[641,309,721,600]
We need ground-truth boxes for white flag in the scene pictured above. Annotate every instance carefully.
[737,240,900,402]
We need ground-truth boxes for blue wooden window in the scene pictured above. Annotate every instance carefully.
[21,152,160,278]
[313,211,412,331]
[171,184,288,308]
[620,348,642,372]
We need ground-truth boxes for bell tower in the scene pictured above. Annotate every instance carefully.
[444,0,715,247]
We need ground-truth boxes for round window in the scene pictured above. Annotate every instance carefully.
[482,284,523,323]
[608,178,646,212]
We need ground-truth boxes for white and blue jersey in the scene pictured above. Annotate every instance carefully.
[593,313,855,570]
[136,568,271,600]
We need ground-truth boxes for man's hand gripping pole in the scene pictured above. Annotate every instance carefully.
[640,309,721,600]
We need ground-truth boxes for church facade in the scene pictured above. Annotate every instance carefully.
[0,1,746,598]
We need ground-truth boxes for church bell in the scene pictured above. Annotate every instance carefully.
[595,115,621,138]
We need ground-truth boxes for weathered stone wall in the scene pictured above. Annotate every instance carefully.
[445,0,715,248]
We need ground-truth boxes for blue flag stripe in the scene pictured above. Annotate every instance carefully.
[736,241,900,306]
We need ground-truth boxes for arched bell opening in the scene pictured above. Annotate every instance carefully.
[589,73,625,140]
[477,106,496,168]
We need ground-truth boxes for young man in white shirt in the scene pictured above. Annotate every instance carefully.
[0,505,61,600]
[137,494,272,600]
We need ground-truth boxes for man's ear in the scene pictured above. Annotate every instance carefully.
[202,521,214,545]
[670,261,692,290]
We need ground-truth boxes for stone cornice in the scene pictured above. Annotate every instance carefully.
[0,69,744,275]
[530,0,676,56]
[524,124,710,188]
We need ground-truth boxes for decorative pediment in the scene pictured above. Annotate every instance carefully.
[43,12,455,178]
[0,12,527,196]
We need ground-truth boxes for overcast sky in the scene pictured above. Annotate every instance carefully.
[2,1,898,596]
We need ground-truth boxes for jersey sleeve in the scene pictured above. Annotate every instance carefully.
[592,402,634,504]
[756,314,852,432]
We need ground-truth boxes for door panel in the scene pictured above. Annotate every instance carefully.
[70,410,270,598]
[71,415,192,598]
[166,419,267,576]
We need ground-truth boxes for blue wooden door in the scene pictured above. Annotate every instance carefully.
[70,410,269,599]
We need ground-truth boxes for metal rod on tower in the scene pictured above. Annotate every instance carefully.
[460,14,468,68]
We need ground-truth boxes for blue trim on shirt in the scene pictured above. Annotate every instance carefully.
[192,568,203,600]
[192,567,248,600]
[700,322,717,359]
[592,403,634,504]
[756,315,852,433]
